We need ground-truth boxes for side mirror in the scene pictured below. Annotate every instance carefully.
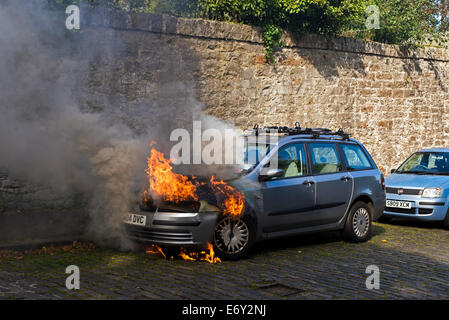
[390,169,396,174]
[259,168,284,181]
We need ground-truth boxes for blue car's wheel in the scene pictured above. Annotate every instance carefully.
[342,201,372,242]
[443,209,449,230]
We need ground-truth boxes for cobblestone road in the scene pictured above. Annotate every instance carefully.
[0,220,448,299]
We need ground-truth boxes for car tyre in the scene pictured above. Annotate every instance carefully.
[342,201,372,242]
[213,214,256,260]
[443,210,449,230]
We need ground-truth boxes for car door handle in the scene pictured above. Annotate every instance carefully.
[302,180,315,186]
[340,176,351,181]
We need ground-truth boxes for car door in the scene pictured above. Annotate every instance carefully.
[260,142,316,233]
[308,142,353,225]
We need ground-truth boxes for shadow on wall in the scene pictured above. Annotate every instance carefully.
[397,46,448,92]
[82,26,203,141]
[280,33,448,94]
[282,34,367,79]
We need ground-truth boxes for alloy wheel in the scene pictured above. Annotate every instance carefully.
[214,217,249,254]
[352,207,370,238]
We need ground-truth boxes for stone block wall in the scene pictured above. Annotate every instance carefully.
[2,8,449,213]
[83,8,449,173]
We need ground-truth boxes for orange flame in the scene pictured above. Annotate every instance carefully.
[179,243,221,264]
[145,244,166,259]
[145,144,244,218]
[146,148,198,203]
[179,251,196,261]
[144,243,221,263]
[200,243,221,264]
[210,176,245,217]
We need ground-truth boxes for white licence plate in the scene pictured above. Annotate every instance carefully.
[124,213,147,226]
[386,199,413,209]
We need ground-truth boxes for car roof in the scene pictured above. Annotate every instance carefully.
[279,134,359,144]
[244,132,361,145]
[418,148,449,153]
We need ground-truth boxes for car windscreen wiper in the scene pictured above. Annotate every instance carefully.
[410,171,449,175]
[397,170,429,175]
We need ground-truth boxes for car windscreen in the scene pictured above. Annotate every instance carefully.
[396,152,449,175]
[241,142,272,174]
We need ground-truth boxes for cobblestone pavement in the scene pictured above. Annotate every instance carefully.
[0,220,448,300]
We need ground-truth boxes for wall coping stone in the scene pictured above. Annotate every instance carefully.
[82,7,449,62]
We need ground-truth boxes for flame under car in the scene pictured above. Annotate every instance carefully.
[124,193,251,260]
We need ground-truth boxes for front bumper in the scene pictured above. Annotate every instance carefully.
[124,210,219,247]
[383,193,448,221]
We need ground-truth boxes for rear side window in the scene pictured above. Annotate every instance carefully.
[309,143,342,174]
[341,144,373,171]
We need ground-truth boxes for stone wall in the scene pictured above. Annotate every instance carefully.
[83,8,449,174]
[2,8,449,213]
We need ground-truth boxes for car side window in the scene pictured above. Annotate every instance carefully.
[266,143,308,179]
[309,143,342,174]
[341,144,373,171]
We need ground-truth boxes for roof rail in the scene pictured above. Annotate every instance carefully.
[251,122,351,140]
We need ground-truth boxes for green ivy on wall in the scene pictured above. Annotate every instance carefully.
[43,0,449,60]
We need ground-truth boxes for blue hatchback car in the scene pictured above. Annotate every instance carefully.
[383,148,449,229]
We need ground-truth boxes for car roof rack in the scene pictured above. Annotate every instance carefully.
[251,122,351,140]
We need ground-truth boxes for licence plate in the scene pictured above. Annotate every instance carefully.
[124,213,147,226]
[386,199,412,209]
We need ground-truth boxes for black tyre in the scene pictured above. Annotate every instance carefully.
[213,215,256,260]
[342,201,372,242]
[443,210,449,230]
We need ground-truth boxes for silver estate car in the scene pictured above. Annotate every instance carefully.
[124,125,386,260]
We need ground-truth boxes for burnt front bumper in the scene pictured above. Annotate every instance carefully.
[124,210,219,247]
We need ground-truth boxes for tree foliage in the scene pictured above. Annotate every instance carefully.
[197,0,365,34]
[198,0,367,60]
[354,0,446,47]
[45,0,449,54]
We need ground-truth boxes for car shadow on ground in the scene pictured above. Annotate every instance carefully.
[378,218,444,230]
[250,224,386,256]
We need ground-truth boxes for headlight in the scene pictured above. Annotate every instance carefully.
[199,200,220,212]
[421,188,442,198]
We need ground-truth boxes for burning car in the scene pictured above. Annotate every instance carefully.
[124,124,386,260]
[124,146,249,260]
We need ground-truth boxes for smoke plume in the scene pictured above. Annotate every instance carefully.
[0,1,241,248]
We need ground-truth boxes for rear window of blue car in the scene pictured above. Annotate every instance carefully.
[309,143,343,174]
[340,144,373,171]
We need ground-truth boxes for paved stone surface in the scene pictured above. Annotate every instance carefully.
[0,220,448,300]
